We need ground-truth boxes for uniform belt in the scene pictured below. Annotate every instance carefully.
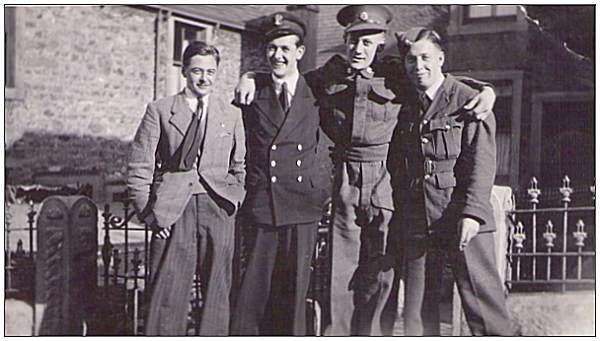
[424,158,455,175]
[342,143,389,162]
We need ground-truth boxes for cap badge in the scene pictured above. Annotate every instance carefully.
[359,12,369,21]
[274,14,283,26]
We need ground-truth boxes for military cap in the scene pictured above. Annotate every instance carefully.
[336,5,393,33]
[262,12,306,42]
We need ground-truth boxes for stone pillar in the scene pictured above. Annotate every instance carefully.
[36,196,98,335]
[287,5,320,73]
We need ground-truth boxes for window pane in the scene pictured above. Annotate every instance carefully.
[468,5,492,18]
[173,21,206,63]
[5,7,15,88]
[496,5,518,16]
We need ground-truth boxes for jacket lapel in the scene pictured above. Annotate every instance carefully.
[198,97,221,170]
[276,76,312,140]
[169,92,194,136]
[253,79,285,128]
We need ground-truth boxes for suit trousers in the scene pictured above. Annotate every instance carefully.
[403,230,515,336]
[327,160,394,336]
[145,193,235,336]
[230,222,318,335]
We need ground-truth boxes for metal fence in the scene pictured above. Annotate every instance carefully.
[4,191,332,335]
[506,176,595,292]
[5,175,596,334]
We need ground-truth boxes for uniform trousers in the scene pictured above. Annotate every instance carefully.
[327,160,394,336]
[230,222,318,335]
[403,228,515,336]
[145,193,235,336]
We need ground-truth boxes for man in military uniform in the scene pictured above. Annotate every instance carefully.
[229,12,332,336]
[393,27,517,336]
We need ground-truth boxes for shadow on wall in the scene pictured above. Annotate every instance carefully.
[5,132,132,185]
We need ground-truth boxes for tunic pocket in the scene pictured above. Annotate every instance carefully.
[368,84,399,122]
[429,116,463,159]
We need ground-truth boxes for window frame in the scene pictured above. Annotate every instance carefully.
[5,6,24,100]
[448,5,528,36]
[463,5,519,24]
[166,15,214,96]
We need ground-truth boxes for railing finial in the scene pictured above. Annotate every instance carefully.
[543,220,556,248]
[573,219,587,247]
[528,177,541,205]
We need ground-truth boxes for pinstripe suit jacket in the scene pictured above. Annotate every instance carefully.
[127,91,246,227]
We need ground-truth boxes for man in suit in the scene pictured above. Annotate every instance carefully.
[127,41,246,335]
[392,27,517,335]
[230,12,332,336]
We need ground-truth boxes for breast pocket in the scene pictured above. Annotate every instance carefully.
[428,116,464,160]
[368,85,401,122]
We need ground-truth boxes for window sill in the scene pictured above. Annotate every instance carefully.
[5,87,24,101]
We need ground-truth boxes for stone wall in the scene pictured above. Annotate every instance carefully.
[5,5,260,185]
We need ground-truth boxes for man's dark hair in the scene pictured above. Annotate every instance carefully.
[182,41,221,68]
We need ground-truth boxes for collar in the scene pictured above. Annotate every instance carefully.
[183,87,209,113]
[272,69,300,96]
[346,66,374,80]
[421,74,445,101]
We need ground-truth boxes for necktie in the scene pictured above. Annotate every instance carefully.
[279,82,290,113]
[179,98,204,170]
[419,92,432,115]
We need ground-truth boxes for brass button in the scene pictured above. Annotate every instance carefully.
[296,160,302,167]
[271,145,277,151]
[271,160,277,167]
[271,176,277,183]
[421,137,429,144]
[422,119,428,125]
[445,124,451,130]
[424,174,431,180]
[297,176,303,183]
[297,144,303,151]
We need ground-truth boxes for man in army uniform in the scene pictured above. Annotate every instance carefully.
[230,12,332,336]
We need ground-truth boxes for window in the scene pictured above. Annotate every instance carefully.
[5,6,22,99]
[464,5,518,22]
[449,5,526,36]
[167,17,213,96]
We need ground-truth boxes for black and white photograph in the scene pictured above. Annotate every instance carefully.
[3,3,595,336]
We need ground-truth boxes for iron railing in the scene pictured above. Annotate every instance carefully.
[4,191,332,335]
[506,176,595,292]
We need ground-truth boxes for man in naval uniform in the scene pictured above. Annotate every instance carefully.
[230,12,332,336]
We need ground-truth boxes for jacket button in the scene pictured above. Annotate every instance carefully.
[296,160,302,167]
[271,160,277,167]
[271,176,277,183]
[445,124,451,130]
[421,137,429,144]
[271,144,277,151]
[297,176,303,183]
[297,144,303,151]
[424,174,431,180]
[422,119,428,125]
